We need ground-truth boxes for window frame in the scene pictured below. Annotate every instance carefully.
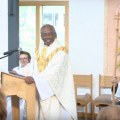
[19,1,69,53]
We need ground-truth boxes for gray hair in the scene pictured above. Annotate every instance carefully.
[40,24,56,34]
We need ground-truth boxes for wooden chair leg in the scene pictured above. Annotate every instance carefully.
[91,101,92,119]
[85,103,88,120]
[92,101,94,120]
[76,103,78,118]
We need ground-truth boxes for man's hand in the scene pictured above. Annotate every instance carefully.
[111,76,118,86]
[10,70,18,74]
[23,76,35,84]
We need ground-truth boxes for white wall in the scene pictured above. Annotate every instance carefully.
[69,0,104,113]
[0,0,8,79]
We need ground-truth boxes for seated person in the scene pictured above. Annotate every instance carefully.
[10,51,31,76]
[7,51,31,120]
[111,76,120,105]
[96,105,120,120]
[0,88,7,120]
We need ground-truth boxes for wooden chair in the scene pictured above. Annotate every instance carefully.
[92,74,120,120]
[73,74,93,120]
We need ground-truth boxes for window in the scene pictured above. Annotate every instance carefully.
[20,1,69,53]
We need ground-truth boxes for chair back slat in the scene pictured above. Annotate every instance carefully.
[73,75,92,87]
[100,75,120,88]
[100,75,112,88]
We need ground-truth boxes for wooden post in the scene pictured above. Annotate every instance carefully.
[113,13,120,105]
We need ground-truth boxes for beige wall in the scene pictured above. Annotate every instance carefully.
[106,0,120,76]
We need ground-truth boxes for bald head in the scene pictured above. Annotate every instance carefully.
[97,105,120,120]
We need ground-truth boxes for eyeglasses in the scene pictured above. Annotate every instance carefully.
[19,58,28,61]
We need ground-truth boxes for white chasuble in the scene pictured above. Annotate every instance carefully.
[32,39,77,120]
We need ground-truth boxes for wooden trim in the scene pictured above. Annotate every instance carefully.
[65,2,69,53]
[36,5,40,47]
[99,74,101,96]
[91,74,93,102]
[19,1,69,52]
[77,112,98,119]
[19,1,68,5]
[103,0,108,75]
[91,74,93,117]
[39,6,43,44]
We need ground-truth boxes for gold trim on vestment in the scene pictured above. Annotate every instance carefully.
[35,46,66,73]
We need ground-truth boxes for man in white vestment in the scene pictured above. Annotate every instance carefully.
[7,51,31,120]
[111,76,120,105]
[24,24,77,120]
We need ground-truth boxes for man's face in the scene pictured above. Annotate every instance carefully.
[41,26,56,46]
[19,54,29,67]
